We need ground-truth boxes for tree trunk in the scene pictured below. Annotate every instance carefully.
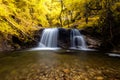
[59,0,64,27]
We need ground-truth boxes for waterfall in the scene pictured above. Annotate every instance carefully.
[39,28,58,48]
[70,29,88,50]
[30,28,91,51]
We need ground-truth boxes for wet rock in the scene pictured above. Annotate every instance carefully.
[84,35,102,49]
[58,28,70,49]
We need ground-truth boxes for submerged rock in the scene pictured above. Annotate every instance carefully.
[63,69,70,74]
[96,76,104,80]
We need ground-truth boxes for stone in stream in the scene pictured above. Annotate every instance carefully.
[63,69,70,74]
[96,76,104,80]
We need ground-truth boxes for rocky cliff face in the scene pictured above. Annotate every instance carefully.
[80,28,102,50]
[81,27,120,52]
[0,29,43,51]
[0,33,13,51]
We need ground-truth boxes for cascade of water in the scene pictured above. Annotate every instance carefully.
[70,29,88,50]
[39,28,58,48]
[31,28,91,51]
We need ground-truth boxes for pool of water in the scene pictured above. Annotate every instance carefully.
[0,49,120,80]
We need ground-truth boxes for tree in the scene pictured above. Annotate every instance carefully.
[97,0,120,49]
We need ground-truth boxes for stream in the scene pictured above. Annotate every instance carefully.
[0,49,120,80]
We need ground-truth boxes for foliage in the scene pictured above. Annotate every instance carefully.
[0,0,50,41]
[0,0,120,44]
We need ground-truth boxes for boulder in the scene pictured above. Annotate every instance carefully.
[84,35,102,49]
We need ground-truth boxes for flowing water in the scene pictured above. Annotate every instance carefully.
[32,28,59,50]
[0,50,120,80]
[70,29,89,50]
[33,28,90,51]
[39,28,58,48]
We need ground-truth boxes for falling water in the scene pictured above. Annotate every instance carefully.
[31,28,59,50]
[31,28,91,51]
[39,28,58,48]
[70,29,88,50]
